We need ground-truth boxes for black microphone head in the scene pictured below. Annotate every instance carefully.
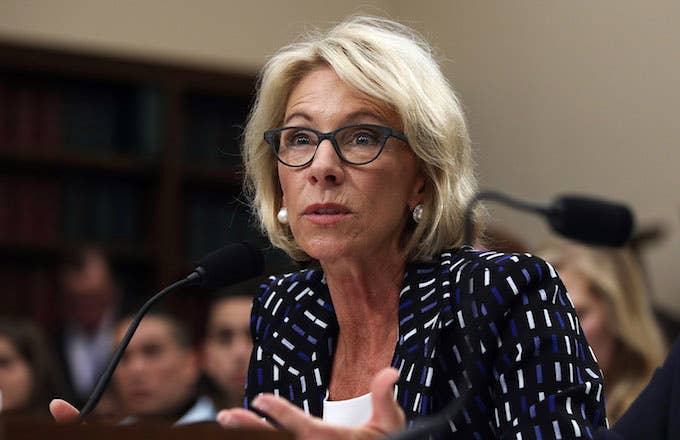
[547,195,635,247]
[195,242,265,289]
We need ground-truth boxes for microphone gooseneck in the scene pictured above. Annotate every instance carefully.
[463,190,634,247]
[76,242,264,423]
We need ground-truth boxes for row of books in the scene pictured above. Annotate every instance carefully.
[184,191,296,274]
[0,172,290,265]
[0,265,57,329]
[0,84,60,153]
[61,176,145,243]
[0,80,161,157]
[0,175,60,243]
[184,191,260,261]
[0,81,250,165]
[0,174,145,245]
[183,93,249,168]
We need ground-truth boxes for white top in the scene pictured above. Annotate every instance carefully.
[322,392,372,427]
[65,312,115,396]
[176,395,218,425]
[119,395,217,426]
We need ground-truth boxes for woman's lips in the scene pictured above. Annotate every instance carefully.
[302,203,351,225]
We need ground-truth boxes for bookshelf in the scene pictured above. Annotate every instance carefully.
[0,41,287,326]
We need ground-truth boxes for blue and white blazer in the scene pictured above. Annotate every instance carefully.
[244,247,607,438]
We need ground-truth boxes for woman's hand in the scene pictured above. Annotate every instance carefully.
[217,367,406,439]
[49,399,81,423]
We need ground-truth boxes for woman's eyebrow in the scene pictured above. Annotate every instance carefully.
[341,110,387,125]
[283,109,388,127]
[283,111,312,126]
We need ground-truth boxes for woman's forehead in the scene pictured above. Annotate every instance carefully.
[283,67,401,128]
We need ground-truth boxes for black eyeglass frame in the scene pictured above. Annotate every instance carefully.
[263,124,409,167]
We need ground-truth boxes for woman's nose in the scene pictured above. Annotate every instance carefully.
[307,139,344,185]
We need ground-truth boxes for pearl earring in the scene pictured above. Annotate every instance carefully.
[277,207,289,224]
[412,204,424,224]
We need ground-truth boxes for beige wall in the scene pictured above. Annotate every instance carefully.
[396,1,680,313]
[2,1,678,312]
[0,0,392,73]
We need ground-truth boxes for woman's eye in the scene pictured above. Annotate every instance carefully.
[351,130,379,145]
[285,131,315,146]
[292,134,311,145]
[355,134,372,144]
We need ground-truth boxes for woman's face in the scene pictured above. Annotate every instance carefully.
[560,266,616,376]
[277,67,424,264]
[0,335,33,412]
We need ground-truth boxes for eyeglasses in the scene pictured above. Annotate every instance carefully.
[264,124,408,167]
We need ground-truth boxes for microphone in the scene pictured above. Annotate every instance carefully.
[463,190,634,247]
[546,196,634,247]
[76,242,264,422]
[194,241,265,289]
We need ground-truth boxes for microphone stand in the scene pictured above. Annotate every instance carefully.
[73,241,264,423]
[463,190,551,246]
[76,272,201,422]
[386,388,470,440]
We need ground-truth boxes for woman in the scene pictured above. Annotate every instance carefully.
[0,318,66,417]
[536,239,666,423]
[52,16,607,438]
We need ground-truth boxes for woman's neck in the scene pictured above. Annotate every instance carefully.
[322,250,404,323]
[320,250,406,399]
[320,250,404,358]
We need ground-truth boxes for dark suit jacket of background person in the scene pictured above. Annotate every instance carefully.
[607,336,680,439]
[244,247,608,438]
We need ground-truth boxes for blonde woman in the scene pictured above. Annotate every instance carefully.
[536,239,666,422]
[52,17,608,438]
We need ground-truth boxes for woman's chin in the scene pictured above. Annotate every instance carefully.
[299,237,354,263]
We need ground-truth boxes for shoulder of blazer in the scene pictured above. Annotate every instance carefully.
[250,268,327,342]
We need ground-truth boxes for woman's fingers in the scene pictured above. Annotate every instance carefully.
[251,394,324,437]
[217,408,275,430]
[49,399,80,423]
[219,368,405,440]
[367,367,406,433]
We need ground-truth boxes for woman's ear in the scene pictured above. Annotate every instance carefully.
[409,173,427,208]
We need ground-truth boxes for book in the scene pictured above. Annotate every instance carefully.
[185,190,267,261]
[184,94,249,168]
[136,88,163,158]
[61,84,116,154]
[10,86,39,152]
[0,83,9,151]
[37,87,61,154]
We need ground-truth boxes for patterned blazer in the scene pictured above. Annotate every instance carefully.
[244,247,608,438]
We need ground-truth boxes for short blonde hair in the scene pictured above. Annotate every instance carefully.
[243,16,482,261]
[536,239,666,423]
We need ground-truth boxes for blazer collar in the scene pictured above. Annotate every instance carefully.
[259,251,463,384]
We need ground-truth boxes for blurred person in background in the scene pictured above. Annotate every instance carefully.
[475,223,529,254]
[201,288,253,408]
[0,317,66,417]
[55,247,121,406]
[536,238,667,422]
[113,310,216,425]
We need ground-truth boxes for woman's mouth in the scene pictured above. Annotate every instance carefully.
[303,204,351,225]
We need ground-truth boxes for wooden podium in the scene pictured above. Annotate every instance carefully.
[0,416,294,440]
